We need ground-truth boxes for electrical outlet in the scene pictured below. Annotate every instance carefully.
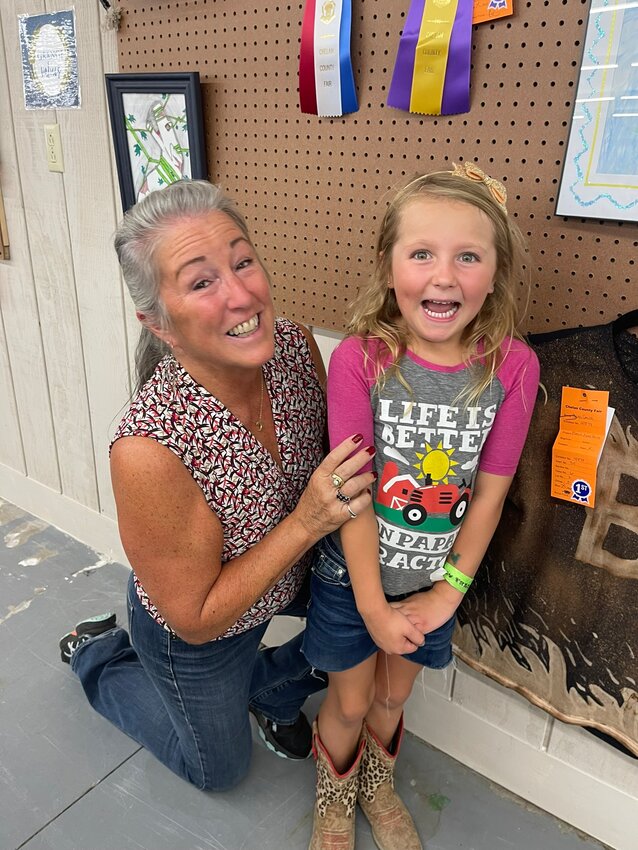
[44,123,64,173]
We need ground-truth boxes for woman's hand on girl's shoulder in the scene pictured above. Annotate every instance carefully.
[293,434,375,539]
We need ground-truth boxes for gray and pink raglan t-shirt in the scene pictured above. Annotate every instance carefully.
[327,336,540,596]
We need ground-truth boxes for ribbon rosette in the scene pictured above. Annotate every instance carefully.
[388,0,474,116]
[299,0,358,117]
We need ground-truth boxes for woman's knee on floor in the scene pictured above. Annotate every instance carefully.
[177,715,254,792]
[196,765,249,792]
[185,743,252,792]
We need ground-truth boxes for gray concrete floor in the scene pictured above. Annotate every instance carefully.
[0,497,610,850]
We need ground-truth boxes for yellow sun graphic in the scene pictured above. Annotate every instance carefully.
[413,441,458,484]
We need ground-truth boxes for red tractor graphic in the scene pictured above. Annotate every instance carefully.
[377,461,471,529]
[402,476,470,527]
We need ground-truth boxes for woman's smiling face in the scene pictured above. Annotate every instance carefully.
[389,197,498,364]
[150,210,275,383]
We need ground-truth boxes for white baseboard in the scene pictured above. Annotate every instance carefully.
[0,462,129,566]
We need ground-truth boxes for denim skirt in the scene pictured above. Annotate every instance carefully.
[302,534,456,673]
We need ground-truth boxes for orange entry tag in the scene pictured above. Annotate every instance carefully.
[550,387,612,509]
[473,0,514,25]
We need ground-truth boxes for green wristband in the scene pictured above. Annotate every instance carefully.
[443,561,473,592]
[444,574,470,593]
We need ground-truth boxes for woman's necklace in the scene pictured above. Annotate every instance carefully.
[255,372,265,431]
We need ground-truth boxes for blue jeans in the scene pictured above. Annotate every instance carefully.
[302,534,456,672]
[70,571,326,791]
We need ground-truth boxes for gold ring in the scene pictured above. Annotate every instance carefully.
[331,473,345,489]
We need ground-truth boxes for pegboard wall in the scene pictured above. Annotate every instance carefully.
[116,0,637,334]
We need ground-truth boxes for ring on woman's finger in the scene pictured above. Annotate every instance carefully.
[331,472,345,489]
[347,506,357,519]
[335,489,351,504]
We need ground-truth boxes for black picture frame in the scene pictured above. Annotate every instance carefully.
[105,72,207,212]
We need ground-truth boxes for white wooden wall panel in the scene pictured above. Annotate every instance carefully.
[0,460,128,566]
[99,22,139,396]
[58,1,130,519]
[547,720,638,796]
[5,0,98,510]
[0,313,25,472]
[0,19,24,474]
[453,662,551,747]
[0,8,59,488]
[421,663,454,699]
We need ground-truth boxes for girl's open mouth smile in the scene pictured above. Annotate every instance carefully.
[422,300,460,320]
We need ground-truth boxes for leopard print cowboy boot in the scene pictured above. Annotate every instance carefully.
[357,716,423,850]
[309,720,365,850]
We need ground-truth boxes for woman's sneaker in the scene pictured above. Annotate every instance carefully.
[250,708,312,760]
[59,612,117,663]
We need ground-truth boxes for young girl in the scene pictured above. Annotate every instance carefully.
[302,163,540,850]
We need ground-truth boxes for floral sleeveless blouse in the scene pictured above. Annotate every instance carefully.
[112,318,326,639]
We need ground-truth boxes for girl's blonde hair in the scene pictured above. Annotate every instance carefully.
[348,167,529,405]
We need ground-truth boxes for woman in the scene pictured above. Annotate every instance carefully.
[58,180,374,791]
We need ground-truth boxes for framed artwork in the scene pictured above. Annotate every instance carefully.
[556,2,638,222]
[105,72,207,212]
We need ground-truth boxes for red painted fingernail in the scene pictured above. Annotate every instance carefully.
[352,433,364,443]
[365,446,376,455]
[372,471,378,480]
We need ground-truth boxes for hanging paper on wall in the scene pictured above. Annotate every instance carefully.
[387,0,474,116]
[550,387,614,509]
[18,9,81,109]
[299,0,358,117]
[473,0,513,25]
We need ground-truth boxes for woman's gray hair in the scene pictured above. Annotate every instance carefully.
[113,180,252,391]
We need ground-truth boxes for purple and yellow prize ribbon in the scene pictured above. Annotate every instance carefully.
[299,0,358,117]
[388,0,473,116]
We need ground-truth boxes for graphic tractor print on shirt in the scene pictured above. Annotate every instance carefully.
[373,395,499,577]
